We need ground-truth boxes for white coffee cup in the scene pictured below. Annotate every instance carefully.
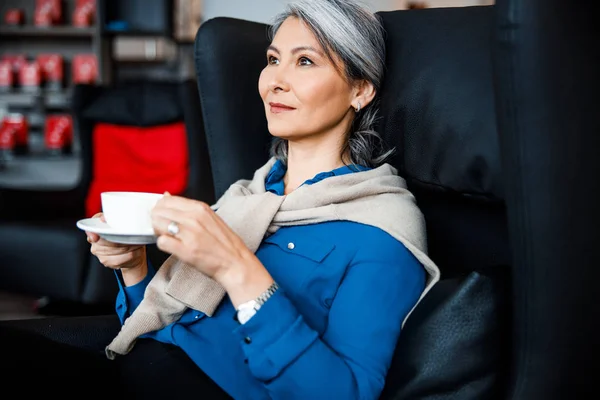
[100,191,163,233]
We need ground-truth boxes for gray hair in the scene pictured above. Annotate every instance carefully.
[268,0,394,168]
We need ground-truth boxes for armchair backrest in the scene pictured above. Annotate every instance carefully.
[194,19,272,200]
[377,6,509,279]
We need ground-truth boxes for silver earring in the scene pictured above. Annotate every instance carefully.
[355,102,361,112]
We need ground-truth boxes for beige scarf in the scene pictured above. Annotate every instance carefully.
[105,158,441,359]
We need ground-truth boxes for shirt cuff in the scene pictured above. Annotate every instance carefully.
[114,258,156,320]
[233,289,319,381]
[123,262,155,310]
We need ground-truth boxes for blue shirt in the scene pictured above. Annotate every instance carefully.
[115,160,426,400]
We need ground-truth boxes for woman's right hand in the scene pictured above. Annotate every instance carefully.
[85,212,147,272]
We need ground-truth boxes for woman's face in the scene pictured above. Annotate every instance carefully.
[258,17,358,142]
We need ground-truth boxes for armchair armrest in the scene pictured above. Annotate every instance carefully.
[0,314,120,353]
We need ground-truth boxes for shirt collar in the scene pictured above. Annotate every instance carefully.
[265,159,371,195]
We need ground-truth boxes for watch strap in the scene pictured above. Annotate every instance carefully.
[256,281,279,307]
[235,281,279,324]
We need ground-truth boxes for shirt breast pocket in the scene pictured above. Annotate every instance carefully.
[260,232,336,292]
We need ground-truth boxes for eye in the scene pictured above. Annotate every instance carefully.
[298,57,313,66]
[268,55,279,65]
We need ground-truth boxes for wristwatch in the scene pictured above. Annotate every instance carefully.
[236,281,279,324]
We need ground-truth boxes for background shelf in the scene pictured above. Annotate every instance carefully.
[0,90,71,109]
[0,25,95,38]
[0,156,82,190]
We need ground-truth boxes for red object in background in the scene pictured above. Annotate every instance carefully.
[72,54,97,84]
[3,114,29,148]
[4,9,25,25]
[73,0,96,27]
[44,115,73,151]
[85,122,189,217]
[37,54,64,89]
[1,55,28,90]
[34,0,62,26]
[4,55,28,74]
[2,54,27,72]
[0,123,17,151]
[0,61,13,91]
[19,62,42,90]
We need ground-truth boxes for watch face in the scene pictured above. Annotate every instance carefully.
[238,307,256,324]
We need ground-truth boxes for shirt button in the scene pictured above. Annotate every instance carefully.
[244,336,252,344]
[287,242,295,250]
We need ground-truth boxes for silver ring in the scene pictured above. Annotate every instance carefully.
[167,221,180,236]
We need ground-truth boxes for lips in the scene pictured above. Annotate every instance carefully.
[269,102,296,114]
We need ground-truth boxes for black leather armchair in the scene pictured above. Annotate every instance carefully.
[2,1,598,399]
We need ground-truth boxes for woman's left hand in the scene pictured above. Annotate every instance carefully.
[150,194,252,283]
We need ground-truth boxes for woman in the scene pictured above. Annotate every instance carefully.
[2,1,439,399]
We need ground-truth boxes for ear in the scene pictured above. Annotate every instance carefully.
[351,80,377,111]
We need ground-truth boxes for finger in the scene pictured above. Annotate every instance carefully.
[153,200,218,229]
[94,238,143,251]
[92,245,144,257]
[151,216,197,247]
[182,200,237,245]
[155,201,234,248]
[152,203,233,250]
[91,212,107,222]
[151,207,199,235]
[156,195,210,213]
[151,214,177,237]
[85,231,100,243]
[156,234,185,257]
[86,213,105,242]
[91,243,142,256]
[98,250,144,270]
[95,236,131,248]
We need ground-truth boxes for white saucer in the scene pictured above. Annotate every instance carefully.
[76,217,157,245]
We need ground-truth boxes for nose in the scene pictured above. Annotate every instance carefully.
[268,64,290,93]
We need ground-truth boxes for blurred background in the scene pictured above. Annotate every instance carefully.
[0,0,494,320]
[0,0,495,135]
